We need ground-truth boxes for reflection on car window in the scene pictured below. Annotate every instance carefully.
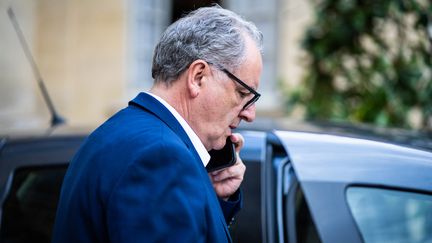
[295,185,322,243]
[347,187,432,243]
[0,166,67,243]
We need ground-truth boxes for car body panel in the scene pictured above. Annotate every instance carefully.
[274,130,432,243]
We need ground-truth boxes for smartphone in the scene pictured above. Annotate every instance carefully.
[206,138,237,172]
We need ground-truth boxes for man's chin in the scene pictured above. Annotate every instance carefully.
[211,137,228,151]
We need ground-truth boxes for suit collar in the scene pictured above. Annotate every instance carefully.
[129,92,193,148]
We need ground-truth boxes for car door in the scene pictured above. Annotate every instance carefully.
[231,130,267,243]
[268,130,432,243]
[0,135,85,243]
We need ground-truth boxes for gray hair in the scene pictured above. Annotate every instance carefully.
[151,5,263,84]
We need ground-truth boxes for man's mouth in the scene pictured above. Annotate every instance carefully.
[229,125,238,131]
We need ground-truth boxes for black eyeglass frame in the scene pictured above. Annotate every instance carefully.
[220,68,261,110]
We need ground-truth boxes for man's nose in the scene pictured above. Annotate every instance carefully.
[239,104,256,122]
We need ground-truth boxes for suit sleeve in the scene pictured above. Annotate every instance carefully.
[105,139,207,243]
[218,189,243,225]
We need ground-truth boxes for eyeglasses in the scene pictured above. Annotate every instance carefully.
[220,68,261,111]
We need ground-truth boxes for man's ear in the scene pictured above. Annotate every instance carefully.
[186,60,209,98]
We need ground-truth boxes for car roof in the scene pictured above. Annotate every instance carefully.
[2,117,431,152]
[275,130,432,191]
[239,117,432,152]
[0,124,94,142]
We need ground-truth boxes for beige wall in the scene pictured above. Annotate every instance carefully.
[0,1,41,129]
[1,0,314,130]
[1,0,126,129]
[38,0,126,126]
[277,0,313,92]
[276,0,313,118]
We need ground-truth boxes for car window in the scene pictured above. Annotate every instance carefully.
[346,187,432,243]
[0,165,67,243]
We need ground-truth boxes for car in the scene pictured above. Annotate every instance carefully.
[1,119,432,243]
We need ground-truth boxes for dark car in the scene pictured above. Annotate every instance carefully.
[1,120,432,243]
[0,126,88,242]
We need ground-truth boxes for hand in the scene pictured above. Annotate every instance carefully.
[208,133,246,201]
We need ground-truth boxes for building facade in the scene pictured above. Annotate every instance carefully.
[0,0,312,128]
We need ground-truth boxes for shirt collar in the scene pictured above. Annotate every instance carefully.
[145,92,210,167]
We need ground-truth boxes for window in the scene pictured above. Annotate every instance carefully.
[347,187,432,243]
[0,166,67,243]
[171,0,219,22]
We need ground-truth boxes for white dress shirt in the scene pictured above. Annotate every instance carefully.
[146,92,211,167]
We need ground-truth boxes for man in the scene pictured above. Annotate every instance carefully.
[53,5,263,243]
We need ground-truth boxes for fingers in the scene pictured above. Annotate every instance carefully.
[230,133,244,153]
[209,160,246,199]
[210,132,246,181]
[210,160,246,182]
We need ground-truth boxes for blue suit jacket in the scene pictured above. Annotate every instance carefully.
[52,92,241,243]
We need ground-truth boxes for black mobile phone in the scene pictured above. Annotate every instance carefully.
[206,138,237,172]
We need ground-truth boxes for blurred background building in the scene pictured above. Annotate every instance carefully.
[3,0,430,131]
[0,0,312,129]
